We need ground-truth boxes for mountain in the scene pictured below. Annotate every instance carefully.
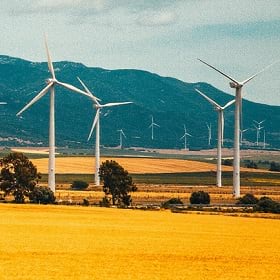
[0,55,279,149]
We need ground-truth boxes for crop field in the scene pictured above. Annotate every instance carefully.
[0,204,279,280]
[31,156,271,174]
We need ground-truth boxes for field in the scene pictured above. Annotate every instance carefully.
[1,204,280,280]
[30,156,273,174]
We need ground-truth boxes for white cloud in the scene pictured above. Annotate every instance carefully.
[136,10,177,27]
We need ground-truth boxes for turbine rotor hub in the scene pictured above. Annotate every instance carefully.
[229,82,242,89]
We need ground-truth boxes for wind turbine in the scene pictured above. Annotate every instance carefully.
[78,78,132,186]
[206,122,212,146]
[198,58,277,197]
[16,37,91,193]
[118,129,126,149]
[149,116,160,140]
[240,128,250,146]
[253,120,265,146]
[196,89,235,187]
[180,125,192,150]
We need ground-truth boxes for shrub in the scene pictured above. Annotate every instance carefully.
[99,197,111,207]
[29,186,56,204]
[255,197,280,213]
[222,159,233,166]
[244,160,258,169]
[190,191,210,204]
[269,162,280,172]
[237,193,259,205]
[71,180,89,190]
[83,198,90,206]
[162,198,184,209]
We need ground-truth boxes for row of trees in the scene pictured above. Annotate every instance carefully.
[0,153,137,206]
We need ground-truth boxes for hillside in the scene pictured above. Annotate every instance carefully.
[0,55,279,149]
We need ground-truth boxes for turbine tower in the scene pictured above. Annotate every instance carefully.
[78,78,132,186]
[263,129,267,149]
[149,116,160,140]
[253,120,265,146]
[206,122,212,146]
[16,37,91,192]
[180,125,192,150]
[196,89,235,187]
[118,129,126,149]
[198,58,276,197]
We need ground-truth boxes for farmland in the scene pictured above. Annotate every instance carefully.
[1,204,280,280]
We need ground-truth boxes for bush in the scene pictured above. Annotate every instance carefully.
[190,191,210,204]
[99,197,111,207]
[244,160,258,169]
[83,198,90,206]
[269,162,280,172]
[255,197,280,213]
[222,159,233,166]
[162,198,184,209]
[237,193,259,205]
[71,180,89,190]
[29,186,56,204]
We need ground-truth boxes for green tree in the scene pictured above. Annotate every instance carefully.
[71,180,89,190]
[29,186,55,204]
[237,193,258,205]
[99,160,137,206]
[0,152,40,203]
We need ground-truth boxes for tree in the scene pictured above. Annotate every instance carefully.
[0,152,40,203]
[162,198,184,209]
[29,186,55,204]
[99,160,137,206]
[190,191,210,204]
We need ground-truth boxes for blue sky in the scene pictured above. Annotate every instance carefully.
[1,0,280,105]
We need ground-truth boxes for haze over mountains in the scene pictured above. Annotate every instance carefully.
[0,55,279,149]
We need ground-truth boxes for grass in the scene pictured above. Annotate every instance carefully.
[1,204,280,280]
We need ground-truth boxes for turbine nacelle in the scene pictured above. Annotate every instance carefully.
[46,78,57,84]
[229,82,241,89]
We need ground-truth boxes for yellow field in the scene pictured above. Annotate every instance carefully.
[1,204,279,280]
[31,156,266,174]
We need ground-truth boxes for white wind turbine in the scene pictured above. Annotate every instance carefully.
[149,116,160,140]
[196,89,235,187]
[206,122,212,146]
[253,120,265,146]
[16,37,91,192]
[78,78,132,186]
[180,125,192,150]
[240,128,250,146]
[198,58,277,197]
[118,129,126,149]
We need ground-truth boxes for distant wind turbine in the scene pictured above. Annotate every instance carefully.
[16,37,91,192]
[198,58,277,197]
[118,129,126,149]
[149,116,160,140]
[253,120,265,146]
[240,128,250,146]
[206,122,212,146]
[180,125,192,150]
[78,77,132,185]
[195,89,235,187]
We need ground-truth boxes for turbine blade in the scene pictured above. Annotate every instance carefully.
[195,89,221,109]
[88,109,99,141]
[186,132,192,137]
[242,61,280,85]
[222,99,235,109]
[101,101,133,108]
[154,123,160,127]
[77,77,101,103]
[16,83,52,116]
[0,102,7,105]
[197,58,239,84]
[180,135,185,140]
[44,35,55,79]
[56,81,92,98]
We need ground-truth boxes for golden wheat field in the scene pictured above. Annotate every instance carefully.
[30,156,267,174]
[1,204,280,280]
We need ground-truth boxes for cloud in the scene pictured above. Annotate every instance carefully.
[136,10,177,27]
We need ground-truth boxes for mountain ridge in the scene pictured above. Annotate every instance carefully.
[0,55,279,149]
